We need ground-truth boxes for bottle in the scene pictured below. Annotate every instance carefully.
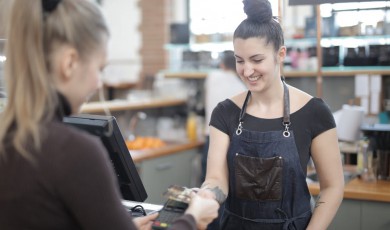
[360,138,377,183]
[356,139,366,173]
[186,112,197,142]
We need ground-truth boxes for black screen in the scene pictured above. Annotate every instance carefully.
[63,114,148,202]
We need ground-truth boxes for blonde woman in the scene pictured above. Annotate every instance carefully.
[0,0,218,229]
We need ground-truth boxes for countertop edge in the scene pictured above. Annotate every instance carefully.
[308,178,390,203]
[130,140,204,163]
[129,142,390,203]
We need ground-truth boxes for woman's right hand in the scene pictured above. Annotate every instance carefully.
[185,193,219,230]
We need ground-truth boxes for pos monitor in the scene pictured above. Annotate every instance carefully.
[63,114,148,202]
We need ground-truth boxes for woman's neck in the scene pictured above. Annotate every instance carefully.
[247,79,285,118]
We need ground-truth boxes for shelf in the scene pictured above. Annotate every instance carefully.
[80,98,187,113]
[164,70,317,79]
[283,70,318,78]
[165,35,390,52]
[161,66,390,80]
[162,71,208,79]
[285,37,317,47]
[103,82,138,89]
[103,82,138,100]
[165,42,233,52]
[321,35,390,44]
[284,66,390,77]
[322,66,390,76]
[285,35,390,47]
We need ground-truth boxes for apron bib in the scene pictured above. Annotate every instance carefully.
[221,80,312,230]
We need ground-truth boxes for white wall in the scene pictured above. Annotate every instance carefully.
[100,0,142,84]
[170,0,188,23]
[283,0,313,38]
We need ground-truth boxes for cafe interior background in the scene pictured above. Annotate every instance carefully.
[0,0,390,229]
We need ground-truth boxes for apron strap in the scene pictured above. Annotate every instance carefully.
[282,78,291,137]
[236,90,251,135]
[282,78,290,125]
[239,90,251,123]
[224,208,311,230]
[277,208,312,230]
[236,77,291,137]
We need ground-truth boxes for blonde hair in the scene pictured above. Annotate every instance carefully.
[0,0,108,160]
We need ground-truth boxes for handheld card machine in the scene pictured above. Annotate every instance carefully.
[152,199,188,229]
[152,185,192,229]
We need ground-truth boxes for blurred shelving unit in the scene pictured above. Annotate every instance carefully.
[281,1,390,113]
[164,0,390,113]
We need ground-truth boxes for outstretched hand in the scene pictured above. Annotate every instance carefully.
[185,192,219,230]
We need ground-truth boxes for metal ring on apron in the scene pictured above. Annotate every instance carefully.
[236,122,243,135]
[283,122,291,137]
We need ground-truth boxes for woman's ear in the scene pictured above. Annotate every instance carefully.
[277,46,286,64]
[59,46,79,82]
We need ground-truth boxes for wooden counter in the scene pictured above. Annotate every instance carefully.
[130,140,204,163]
[308,178,390,203]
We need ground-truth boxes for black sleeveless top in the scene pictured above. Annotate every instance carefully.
[209,97,336,174]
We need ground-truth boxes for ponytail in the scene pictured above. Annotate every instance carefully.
[0,0,108,160]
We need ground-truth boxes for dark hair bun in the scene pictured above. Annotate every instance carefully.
[243,0,273,23]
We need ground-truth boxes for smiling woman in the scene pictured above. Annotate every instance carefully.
[197,1,344,230]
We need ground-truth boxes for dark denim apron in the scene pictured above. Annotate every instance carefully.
[220,80,312,230]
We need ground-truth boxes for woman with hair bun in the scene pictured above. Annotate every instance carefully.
[197,0,344,229]
[0,0,219,229]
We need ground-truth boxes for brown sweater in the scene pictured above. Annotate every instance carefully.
[0,117,196,230]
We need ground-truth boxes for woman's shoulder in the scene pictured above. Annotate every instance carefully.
[49,121,98,140]
[228,91,249,109]
[45,120,104,155]
[299,96,332,113]
[39,120,109,178]
[293,95,335,127]
[288,85,333,116]
[213,98,240,117]
[212,92,247,119]
[289,86,313,113]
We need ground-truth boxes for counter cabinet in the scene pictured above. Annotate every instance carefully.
[135,148,200,205]
[309,175,390,230]
[324,198,390,230]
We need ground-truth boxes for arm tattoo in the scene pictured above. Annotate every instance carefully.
[201,183,227,204]
[208,186,227,204]
[202,183,226,204]
[315,196,325,208]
